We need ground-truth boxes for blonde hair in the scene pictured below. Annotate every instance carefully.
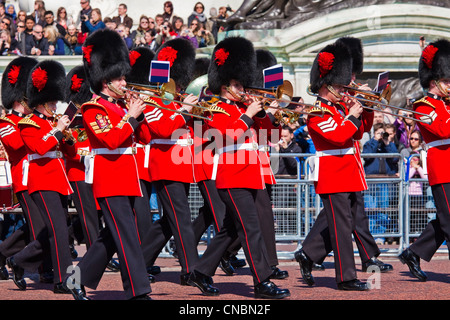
[44,25,59,43]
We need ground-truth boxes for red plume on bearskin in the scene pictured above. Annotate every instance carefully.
[157,46,178,67]
[318,52,334,78]
[129,50,141,67]
[71,74,83,92]
[32,67,48,92]
[8,65,21,85]
[83,45,94,66]
[422,44,438,69]
[215,48,229,66]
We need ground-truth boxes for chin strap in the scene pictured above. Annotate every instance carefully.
[435,80,450,99]
[107,82,126,97]
[226,86,246,103]
[43,103,55,117]
[19,100,33,114]
[327,85,342,100]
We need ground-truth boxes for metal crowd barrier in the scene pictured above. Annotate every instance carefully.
[1,153,446,259]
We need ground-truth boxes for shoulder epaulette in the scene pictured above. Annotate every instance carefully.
[0,116,16,126]
[413,96,435,109]
[309,101,334,116]
[18,114,40,128]
[81,96,107,112]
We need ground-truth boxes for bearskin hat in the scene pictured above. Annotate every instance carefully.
[309,42,353,94]
[82,28,131,95]
[154,37,195,90]
[193,57,210,81]
[126,46,155,85]
[208,36,257,95]
[65,65,92,105]
[335,36,363,75]
[26,60,66,109]
[1,57,38,110]
[255,49,278,87]
[419,39,450,89]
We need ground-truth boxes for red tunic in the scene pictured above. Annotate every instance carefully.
[18,112,73,195]
[81,96,148,198]
[205,99,275,190]
[0,111,28,194]
[413,94,450,186]
[60,127,91,182]
[307,99,368,194]
[143,97,197,184]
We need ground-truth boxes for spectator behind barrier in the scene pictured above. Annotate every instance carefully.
[56,7,74,33]
[25,24,49,55]
[81,8,105,35]
[363,123,399,209]
[131,15,151,47]
[394,108,420,149]
[31,0,46,26]
[112,3,133,30]
[15,20,27,54]
[274,126,303,177]
[44,25,72,55]
[77,0,92,25]
[43,10,66,36]
[188,2,208,28]
[161,1,179,25]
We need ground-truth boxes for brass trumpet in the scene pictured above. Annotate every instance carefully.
[306,85,433,125]
[52,112,80,144]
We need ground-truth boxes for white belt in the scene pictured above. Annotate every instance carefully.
[91,147,137,156]
[315,147,356,157]
[211,142,259,180]
[151,138,194,147]
[136,143,151,168]
[28,151,63,161]
[427,138,450,148]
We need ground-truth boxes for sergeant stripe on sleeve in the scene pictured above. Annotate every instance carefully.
[0,125,15,138]
[145,109,163,123]
[419,110,437,123]
[317,117,337,133]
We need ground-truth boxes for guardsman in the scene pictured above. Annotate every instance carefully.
[399,39,450,281]
[0,57,53,286]
[64,28,151,300]
[300,41,370,290]
[139,38,201,285]
[187,36,291,299]
[12,60,74,293]
[295,37,392,286]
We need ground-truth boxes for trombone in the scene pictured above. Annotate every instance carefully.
[306,84,434,125]
[242,80,325,123]
[123,80,213,121]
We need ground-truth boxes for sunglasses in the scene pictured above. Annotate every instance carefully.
[410,137,420,141]
[18,25,25,28]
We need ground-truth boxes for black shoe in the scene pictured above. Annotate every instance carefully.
[398,248,427,282]
[6,257,26,290]
[294,249,315,286]
[54,282,71,294]
[269,266,289,279]
[337,279,370,291]
[180,273,189,286]
[106,258,120,272]
[147,265,161,275]
[229,255,246,269]
[254,280,290,299]
[0,265,8,280]
[64,277,90,300]
[69,244,78,259]
[219,258,235,276]
[39,271,54,283]
[129,294,152,300]
[187,271,219,296]
[362,257,393,273]
[312,263,325,271]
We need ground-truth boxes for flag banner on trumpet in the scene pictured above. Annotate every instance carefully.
[374,71,389,93]
[149,61,170,84]
[63,102,79,122]
[263,64,283,89]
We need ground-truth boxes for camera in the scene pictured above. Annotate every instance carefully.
[201,30,206,36]
[383,132,389,140]
[81,15,87,22]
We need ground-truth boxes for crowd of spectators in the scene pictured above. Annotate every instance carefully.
[0,0,234,57]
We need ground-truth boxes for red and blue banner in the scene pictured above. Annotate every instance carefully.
[150,61,170,83]
[263,64,283,88]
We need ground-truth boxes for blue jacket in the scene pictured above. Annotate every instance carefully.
[363,138,399,175]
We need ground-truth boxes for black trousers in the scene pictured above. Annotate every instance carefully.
[194,188,273,285]
[76,196,150,299]
[302,191,380,265]
[70,181,100,249]
[410,183,450,261]
[14,191,72,283]
[315,192,359,284]
[133,180,153,246]
[142,180,198,275]
[0,190,52,273]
